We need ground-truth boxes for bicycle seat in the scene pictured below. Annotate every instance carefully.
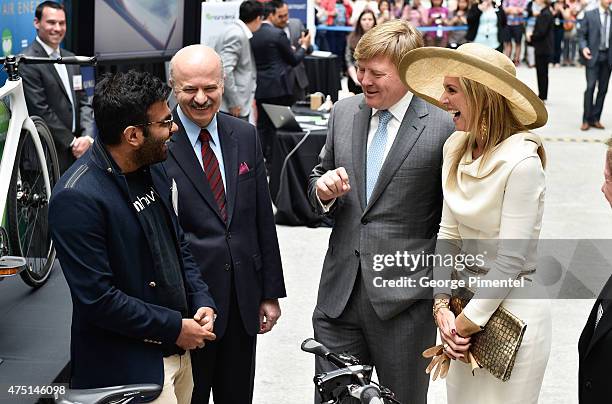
[56,384,162,404]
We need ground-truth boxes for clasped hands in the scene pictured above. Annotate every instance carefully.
[176,306,216,350]
[423,308,481,380]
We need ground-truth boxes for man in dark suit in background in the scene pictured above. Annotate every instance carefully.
[250,0,311,169]
[20,1,94,173]
[578,137,612,403]
[165,45,286,404]
[267,3,313,103]
[286,17,312,102]
[578,0,612,131]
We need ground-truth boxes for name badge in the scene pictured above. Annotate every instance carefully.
[72,75,83,91]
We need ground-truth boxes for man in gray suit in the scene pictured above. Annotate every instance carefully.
[215,0,263,120]
[307,20,454,404]
[20,1,94,174]
[578,0,612,131]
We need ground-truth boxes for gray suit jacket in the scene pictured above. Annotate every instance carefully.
[20,40,94,152]
[287,18,311,98]
[215,21,257,117]
[578,8,612,68]
[308,94,454,320]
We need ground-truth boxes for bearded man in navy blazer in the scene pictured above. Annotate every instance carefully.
[164,45,286,404]
[49,70,217,403]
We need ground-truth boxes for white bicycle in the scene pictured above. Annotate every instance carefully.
[0,53,95,287]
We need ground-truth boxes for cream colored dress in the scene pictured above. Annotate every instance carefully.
[436,131,552,404]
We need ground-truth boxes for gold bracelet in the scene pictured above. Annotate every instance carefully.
[432,298,450,320]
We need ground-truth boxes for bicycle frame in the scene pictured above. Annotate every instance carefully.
[0,77,51,228]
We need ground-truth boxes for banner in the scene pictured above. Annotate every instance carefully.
[0,0,46,83]
[200,2,240,47]
[286,0,307,25]
[285,0,315,46]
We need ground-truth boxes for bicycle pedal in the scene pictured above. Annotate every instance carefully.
[0,256,26,276]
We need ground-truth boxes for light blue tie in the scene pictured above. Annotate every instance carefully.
[366,110,393,203]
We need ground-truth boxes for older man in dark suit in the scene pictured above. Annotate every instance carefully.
[250,0,311,168]
[578,138,612,403]
[165,45,286,404]
[20,1,94,173]
[578,0,612,131]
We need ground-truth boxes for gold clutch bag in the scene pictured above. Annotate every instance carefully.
[450,288,527,382]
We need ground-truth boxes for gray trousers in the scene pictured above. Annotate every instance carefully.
[312,271,436,404]
[583,51,612,124]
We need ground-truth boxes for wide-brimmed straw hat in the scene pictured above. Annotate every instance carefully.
[398,43,547,129]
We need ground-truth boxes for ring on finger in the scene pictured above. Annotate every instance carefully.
[443,342,449,352]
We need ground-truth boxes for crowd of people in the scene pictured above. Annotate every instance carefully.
[316,0,591,59]
[320,0,612,129]
[15,1,612,404]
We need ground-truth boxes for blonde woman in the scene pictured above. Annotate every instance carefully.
[400,43,552,403]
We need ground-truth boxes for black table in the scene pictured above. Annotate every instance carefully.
[304,55,341,102]
[270,128,329,227]
[0,263,71,403]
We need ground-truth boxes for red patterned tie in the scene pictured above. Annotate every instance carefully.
[199,129,227,221]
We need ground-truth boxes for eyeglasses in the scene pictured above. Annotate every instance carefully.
[134,117,174,129]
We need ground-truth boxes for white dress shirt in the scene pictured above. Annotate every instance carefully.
[36,36,75,133]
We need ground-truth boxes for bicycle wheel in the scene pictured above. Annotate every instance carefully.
[7,116,60,287]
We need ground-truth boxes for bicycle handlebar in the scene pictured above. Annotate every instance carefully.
[301,338,355,368]
[0,54,97,66]
[302,338,401,404]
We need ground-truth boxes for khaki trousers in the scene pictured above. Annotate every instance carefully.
[151,352,194,404]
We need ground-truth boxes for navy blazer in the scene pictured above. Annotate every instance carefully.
[250,22,307,100]
[163,111,286,339]
[578,8,612,68]
[578,276,612,402]
[49,141,215,389]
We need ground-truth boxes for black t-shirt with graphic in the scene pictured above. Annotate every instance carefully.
[125,168,188,355]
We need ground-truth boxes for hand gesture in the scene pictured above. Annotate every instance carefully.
[583,47,592,60]
[316,167,351,203]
